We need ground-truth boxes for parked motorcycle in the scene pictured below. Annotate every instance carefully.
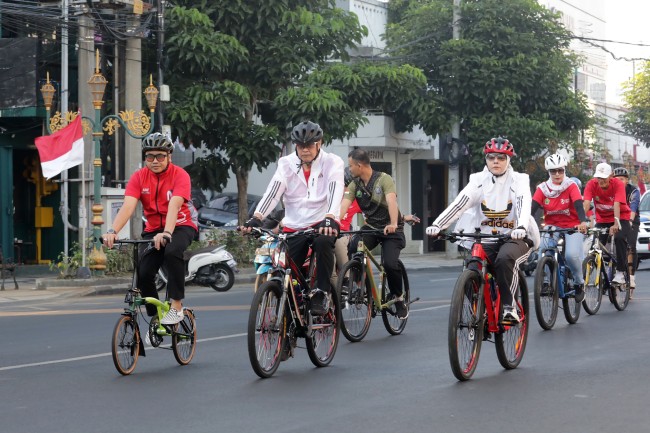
[155,244,238,292]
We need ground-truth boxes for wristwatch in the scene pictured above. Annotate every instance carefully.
[107,229,117,234]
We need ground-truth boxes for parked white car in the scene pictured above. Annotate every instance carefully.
[637,192,650,263]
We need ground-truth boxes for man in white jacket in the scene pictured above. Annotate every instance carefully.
[426,137,539,323]
[242,121,345,315]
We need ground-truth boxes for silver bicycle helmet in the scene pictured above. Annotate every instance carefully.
[142,132,174,154]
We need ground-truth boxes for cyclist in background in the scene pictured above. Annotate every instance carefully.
[335,167,362,275]
[531,154,588,302]
[241,120,344,315]
[613,167,640,295]
[102,133,198,325]
[340,148,409,319]
[583,162,631,285]
[426,137,540,323]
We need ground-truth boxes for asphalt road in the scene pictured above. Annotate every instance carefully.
[1,265,649,433]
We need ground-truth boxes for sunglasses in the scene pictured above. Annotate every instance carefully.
[485,154,507,161]
[145,153,168,162]
[548,168,565,175]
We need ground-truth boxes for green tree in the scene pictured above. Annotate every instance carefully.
[164,1,366,223]
[621,61,650,145]
[163,1,433,223]
[385,0,593,176]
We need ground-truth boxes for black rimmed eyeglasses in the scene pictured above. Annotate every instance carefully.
[548,168,565,175]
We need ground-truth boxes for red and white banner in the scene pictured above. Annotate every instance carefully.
[35,115,85,179]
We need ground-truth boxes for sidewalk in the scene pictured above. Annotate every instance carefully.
[0,252,463,304]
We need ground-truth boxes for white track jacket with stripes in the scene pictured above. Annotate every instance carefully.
[432,166,540,249]
[254,150,345,230]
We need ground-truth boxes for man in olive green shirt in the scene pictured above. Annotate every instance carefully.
[340,148,408,319]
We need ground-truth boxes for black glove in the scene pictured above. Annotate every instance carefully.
[319,217,340,233]
[244,216,262,228]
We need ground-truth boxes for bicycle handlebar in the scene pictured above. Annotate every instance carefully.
[436,231,512,243]
[98,237,154,247]
[339,229,384,236]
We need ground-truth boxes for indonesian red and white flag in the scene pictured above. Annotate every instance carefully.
[35,115,85,179]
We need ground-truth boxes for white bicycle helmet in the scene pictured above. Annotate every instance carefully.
[544,153,568,170]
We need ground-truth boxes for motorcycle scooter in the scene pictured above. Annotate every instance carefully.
[155,244,238,292]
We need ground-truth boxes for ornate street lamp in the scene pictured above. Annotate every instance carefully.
[40,50,158,275]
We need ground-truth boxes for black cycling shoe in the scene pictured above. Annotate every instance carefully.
[309,289,329,316]
[574,284,585,303]
[395,300,409,320]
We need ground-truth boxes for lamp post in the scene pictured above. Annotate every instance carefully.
[40,50,159,275]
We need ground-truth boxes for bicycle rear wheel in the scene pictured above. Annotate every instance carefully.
[338,260,372,342]
[111,315,140,375]
[172,309,197,365]
[381,261,410,335]
[306,291,340,367]
[533,256,558,330]
[448,270,484,381]
[496,272,529,370]
[582,255,603,315]
[247,281,285,378]
[611,272,631,311]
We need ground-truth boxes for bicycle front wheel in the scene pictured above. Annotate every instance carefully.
[381,261,410,335]
[172,309,197,365]
[582,255,603,315]
[338,260,372,342]
[448,270,484,381]
[533,256,559,330]
[111,315,140,376]
[247,281,285,378]
[611,273,631,311]
[562,274,581,324]
[496,272,529,370]
[306,291,340,367]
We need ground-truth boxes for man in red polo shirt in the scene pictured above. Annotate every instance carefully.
[103,133,198,325]
[583,162,631,284]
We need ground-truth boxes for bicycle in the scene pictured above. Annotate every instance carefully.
[246,227,339,378]
[439,230,529,381]
[336,229,418,342]
[582,227,631,314]
[108,239,197,375]
[533,228,582,330]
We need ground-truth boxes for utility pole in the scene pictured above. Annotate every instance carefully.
[447,0,461,259]
[156,0,165,132]
[125,16,144,238]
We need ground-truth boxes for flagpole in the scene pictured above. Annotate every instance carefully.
[80,158,87,269]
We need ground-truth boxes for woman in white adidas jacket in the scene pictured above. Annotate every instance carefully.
[426,137,539,323]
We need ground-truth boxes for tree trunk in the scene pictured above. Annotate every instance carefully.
[235,166,249,225]
[236,94,256,225]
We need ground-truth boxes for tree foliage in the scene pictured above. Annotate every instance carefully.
[163,0,430,223]
[385,0,593,174]
[621,61,650,145]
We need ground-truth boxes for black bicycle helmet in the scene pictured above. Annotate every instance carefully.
[291,121,323,145]
[142,132,174,153]
[613,167,629,178]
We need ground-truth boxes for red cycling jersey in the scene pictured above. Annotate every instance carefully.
[340,200,361,231]
[583,177,631,224]
[532,183,582,228]
[125,163,198,233]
